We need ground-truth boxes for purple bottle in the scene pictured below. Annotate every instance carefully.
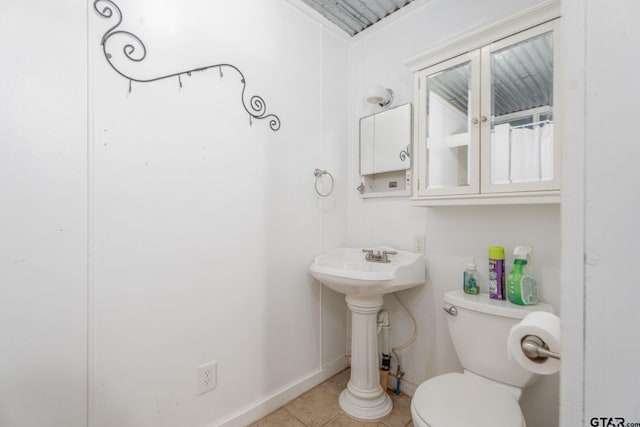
[489,246,505,300]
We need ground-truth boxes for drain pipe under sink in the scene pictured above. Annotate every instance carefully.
[377,293,419,395]
[390,292,418,395]
[377,310,391,391]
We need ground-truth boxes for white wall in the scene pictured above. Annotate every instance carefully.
[0,2,88,427]
[1,1,349,426]
[90,1,349,426]
[562,0,640,425]
[347,1,561,426]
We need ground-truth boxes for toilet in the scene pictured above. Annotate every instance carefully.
[411,289,553,427]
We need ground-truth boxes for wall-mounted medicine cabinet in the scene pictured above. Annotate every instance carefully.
[359,103,412,198]
[407,3,561,206]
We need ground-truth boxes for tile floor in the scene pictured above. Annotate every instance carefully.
[250,369,414,427]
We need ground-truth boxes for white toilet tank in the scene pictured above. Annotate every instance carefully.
[443,289,553,389]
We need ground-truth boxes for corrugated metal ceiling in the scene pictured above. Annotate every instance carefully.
[299,0,416,36]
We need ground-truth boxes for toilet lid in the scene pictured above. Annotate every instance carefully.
[412,373,523,427]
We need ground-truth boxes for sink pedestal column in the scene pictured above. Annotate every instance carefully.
[339,295,392,420]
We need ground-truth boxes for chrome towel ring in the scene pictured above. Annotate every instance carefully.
[313,169,334,197]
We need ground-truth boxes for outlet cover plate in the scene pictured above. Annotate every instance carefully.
[414,234,425,254]
[198,361,217,395]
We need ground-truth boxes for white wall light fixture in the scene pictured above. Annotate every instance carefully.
[365,84,394,107]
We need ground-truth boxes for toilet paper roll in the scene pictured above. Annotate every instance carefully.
[507,311,561,375]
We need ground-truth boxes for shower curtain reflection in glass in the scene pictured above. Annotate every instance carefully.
[489,31,554,185]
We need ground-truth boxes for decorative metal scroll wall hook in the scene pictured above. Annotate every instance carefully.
[93,0,281,131]
[399,145,410,161]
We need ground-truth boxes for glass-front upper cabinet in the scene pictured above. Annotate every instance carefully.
[414,18,561,201]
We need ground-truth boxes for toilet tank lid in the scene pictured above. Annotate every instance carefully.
[444,289,553,319]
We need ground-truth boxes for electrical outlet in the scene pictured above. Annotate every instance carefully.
[414,234,426,254]
[198,361,217,395]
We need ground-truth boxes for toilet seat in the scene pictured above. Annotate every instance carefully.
[411,373,524,427]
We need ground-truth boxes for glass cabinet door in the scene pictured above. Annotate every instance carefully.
[481,19,561,193]
[417,51,480,196]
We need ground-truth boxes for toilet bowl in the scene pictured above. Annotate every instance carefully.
[410,290,553,427]
[411,372,525,427]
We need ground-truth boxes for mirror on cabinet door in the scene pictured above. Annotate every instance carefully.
[427,61,471,188]
[359,103,412,176]
[484,29,556,190]
[422,53,480,196]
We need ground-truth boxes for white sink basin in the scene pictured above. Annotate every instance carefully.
[310,247,426,420]
[310,247,425,297]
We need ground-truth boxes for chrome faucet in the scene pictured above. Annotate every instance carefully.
[362,248,397,263]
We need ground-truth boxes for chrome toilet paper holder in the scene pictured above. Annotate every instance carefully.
[521,335,561,361]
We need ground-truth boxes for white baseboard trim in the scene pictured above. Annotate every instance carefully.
[213,356,350,427]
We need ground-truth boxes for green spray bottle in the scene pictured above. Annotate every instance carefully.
[507,246,538,305]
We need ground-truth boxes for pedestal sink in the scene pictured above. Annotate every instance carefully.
[310,247,425,420]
